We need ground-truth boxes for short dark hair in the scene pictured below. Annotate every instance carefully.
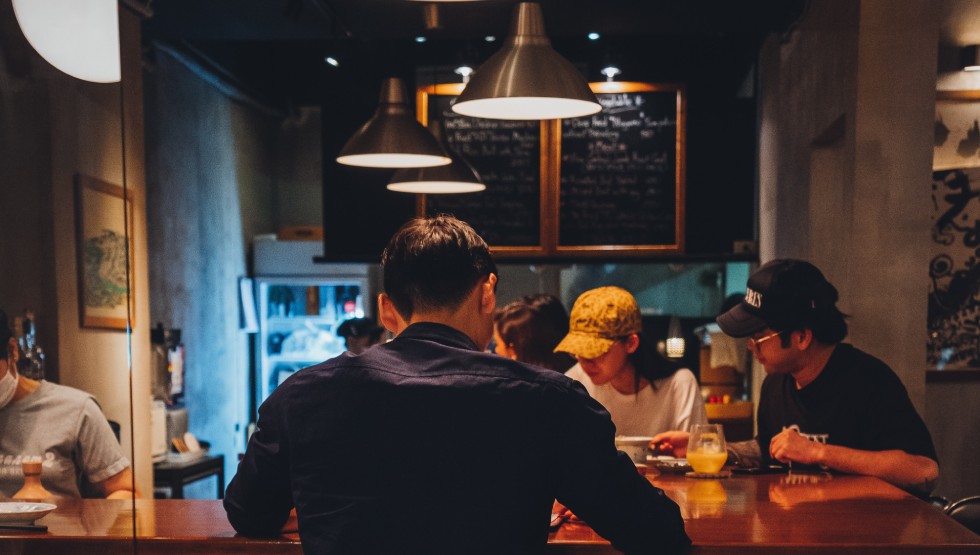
[778,306,849,346]
[776,279,849,346]
[493,294,574,373]
[382,215,497,318]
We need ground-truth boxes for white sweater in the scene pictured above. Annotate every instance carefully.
[566,364,708,436]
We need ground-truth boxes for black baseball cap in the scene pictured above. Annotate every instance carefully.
[336,317,384,339]
[717,259,838,338]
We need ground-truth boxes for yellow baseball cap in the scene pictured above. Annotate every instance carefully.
[554,286,642,359]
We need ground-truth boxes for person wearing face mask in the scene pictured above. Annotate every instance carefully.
[555,287,708,437]
[0,310,136,499]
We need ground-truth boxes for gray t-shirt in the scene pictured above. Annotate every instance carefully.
[0,381,130,498]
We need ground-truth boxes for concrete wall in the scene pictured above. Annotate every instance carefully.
[146,44,322,490]
[275,107,323,229]
[144,45,299,488]
[759,0,936,410]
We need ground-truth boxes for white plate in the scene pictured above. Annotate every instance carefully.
[0,502,57,524]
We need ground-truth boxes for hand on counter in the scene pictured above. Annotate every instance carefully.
[769,428,823,466]
[281,508,299,533]
[650,431,690,458]
[551,500,583,524]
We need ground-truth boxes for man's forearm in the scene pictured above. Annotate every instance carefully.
[816,443,939,494]
[727,439,762,468]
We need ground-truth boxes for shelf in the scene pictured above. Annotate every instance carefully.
[265,316,341,326]
[266,353,338,364]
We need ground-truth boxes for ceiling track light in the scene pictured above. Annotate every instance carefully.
[600,66,621,82]
[452,2,601,120]
[337,78,451,169]
[454,65,474,84]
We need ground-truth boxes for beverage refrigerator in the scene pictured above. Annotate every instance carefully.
[252,236,373,411]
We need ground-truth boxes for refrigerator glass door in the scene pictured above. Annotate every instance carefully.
[257,277,367,404]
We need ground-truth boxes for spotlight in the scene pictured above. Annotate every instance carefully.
[415,36,427,43]
[588,32,600,40]
[454,65,474,83]
[600,66,621,82]
[324,56,339,67]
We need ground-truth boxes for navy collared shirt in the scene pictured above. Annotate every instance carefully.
[225,322,690,554]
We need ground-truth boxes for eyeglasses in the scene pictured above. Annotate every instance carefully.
[747,330,784,349]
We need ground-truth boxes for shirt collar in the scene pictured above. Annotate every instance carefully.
[395,322,481,352]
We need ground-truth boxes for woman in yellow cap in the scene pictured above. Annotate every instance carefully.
[554,286,707,436]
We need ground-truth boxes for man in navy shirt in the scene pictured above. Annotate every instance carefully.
[225,215,690,554]
[653,259,938,497]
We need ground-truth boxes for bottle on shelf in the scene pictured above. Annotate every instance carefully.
[150,323,172,402]
[17,309,45,381]
[13,461,52,500]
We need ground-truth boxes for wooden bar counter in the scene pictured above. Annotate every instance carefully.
[2,472,978,554]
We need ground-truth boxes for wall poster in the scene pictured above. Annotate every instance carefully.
[75,174,133,330]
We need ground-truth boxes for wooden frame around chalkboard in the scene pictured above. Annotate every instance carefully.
[554,82,685,256]
[414,81,685,258]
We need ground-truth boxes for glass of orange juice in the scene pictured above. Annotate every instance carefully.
[686,424,728,474]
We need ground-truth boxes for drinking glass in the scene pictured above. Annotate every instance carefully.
[686,424,728,474]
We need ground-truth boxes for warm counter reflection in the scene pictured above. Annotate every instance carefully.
[2,474,978,554]
[554,472,979,554]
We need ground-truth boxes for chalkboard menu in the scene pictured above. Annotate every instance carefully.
[557,83,684,254]
[415,82,685,258]
[418,84,546,254]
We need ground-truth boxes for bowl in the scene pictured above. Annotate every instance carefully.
[615,436,655,463]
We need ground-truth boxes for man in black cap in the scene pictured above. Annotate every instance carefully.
[653,259,938,496]
[336,317,386,354]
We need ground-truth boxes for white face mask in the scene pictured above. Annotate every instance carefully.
[0,360,18,409]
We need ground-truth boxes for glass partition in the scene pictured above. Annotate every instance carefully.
[0,0,138,547]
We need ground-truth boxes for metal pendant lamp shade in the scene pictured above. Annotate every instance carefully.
[388,121,485,193]
[452,2,601,120]
[337,78,452,168]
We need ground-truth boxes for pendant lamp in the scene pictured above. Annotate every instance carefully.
[388,121,484,193]
[337,78,452,168]
[452,2,601,120]
[12,0,120,83]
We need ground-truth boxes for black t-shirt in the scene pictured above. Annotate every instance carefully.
[756,343,937,466]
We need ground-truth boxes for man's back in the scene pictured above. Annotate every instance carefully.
[226,322,689,554]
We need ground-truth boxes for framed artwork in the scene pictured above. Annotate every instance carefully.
[929,166,980,376]
[75,174,133,330]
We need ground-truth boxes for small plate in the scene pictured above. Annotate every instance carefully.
[646,455,692,474]
[0,502,57,524]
